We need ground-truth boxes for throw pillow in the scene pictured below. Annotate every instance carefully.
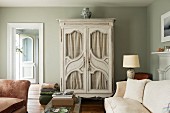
[124,79,149,103]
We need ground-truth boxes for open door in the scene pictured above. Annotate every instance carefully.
[16,32,38,83]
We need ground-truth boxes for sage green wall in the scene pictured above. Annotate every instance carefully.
[0,7,147,83]
[147,0,170,80]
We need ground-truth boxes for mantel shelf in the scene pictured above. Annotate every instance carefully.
[151,52,170,56]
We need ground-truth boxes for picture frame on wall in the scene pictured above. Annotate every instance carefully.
[161,11,170,42]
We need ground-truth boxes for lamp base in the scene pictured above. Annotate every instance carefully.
[127,69,135,79]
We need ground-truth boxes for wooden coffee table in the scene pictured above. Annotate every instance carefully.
[43,97,81,113]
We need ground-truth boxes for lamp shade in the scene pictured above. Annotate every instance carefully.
[123,55,140,68]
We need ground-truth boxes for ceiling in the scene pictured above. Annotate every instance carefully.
[0,0,155,7]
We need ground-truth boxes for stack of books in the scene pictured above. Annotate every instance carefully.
[52,91,74,98]
[52,91,75,107]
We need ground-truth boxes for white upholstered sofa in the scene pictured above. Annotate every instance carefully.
[105,79,170,113]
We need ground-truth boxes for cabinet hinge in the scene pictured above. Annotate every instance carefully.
[61,29,63,42]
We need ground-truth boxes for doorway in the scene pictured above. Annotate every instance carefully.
[7,23,44,84]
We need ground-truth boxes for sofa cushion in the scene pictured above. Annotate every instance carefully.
[0,97,24,113]
[114,81,127,97]
[143,80,170,113]
[105,97,150,113]
[124,79,149,103]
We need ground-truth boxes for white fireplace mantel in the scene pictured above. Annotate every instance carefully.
[151,52,170,80]
[151,52,170,56]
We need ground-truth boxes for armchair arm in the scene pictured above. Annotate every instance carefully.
[0,79,30,111]
[114,81,127,97]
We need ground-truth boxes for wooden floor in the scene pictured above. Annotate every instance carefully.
[81,98,105,113]
[28,84,44,113]
[28,84,105,113]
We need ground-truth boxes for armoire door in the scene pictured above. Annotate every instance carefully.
[87,27,112,93]
[62,28,87,93]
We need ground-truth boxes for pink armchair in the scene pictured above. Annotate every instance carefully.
[0,79,30,113]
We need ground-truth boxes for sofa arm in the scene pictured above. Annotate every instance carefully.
[0,79,30,111]
[114,81,127,97]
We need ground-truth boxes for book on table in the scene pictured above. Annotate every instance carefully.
[52,91,74,98]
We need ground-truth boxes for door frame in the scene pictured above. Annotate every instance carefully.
[7,23,44,84]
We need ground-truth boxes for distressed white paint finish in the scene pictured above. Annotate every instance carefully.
[0,0,155,7]
[152,52,170,80]
[59,19,115,97]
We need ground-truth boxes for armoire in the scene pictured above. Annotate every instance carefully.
[59,18,115,97]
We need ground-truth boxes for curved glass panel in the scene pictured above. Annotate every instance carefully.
[90,30,108,59]
[22,37,33,61]
[66,71,83,89]
[91,71,108,89]
[65,31,83,59]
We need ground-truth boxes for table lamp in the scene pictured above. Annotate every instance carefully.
[123,55,140,79]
